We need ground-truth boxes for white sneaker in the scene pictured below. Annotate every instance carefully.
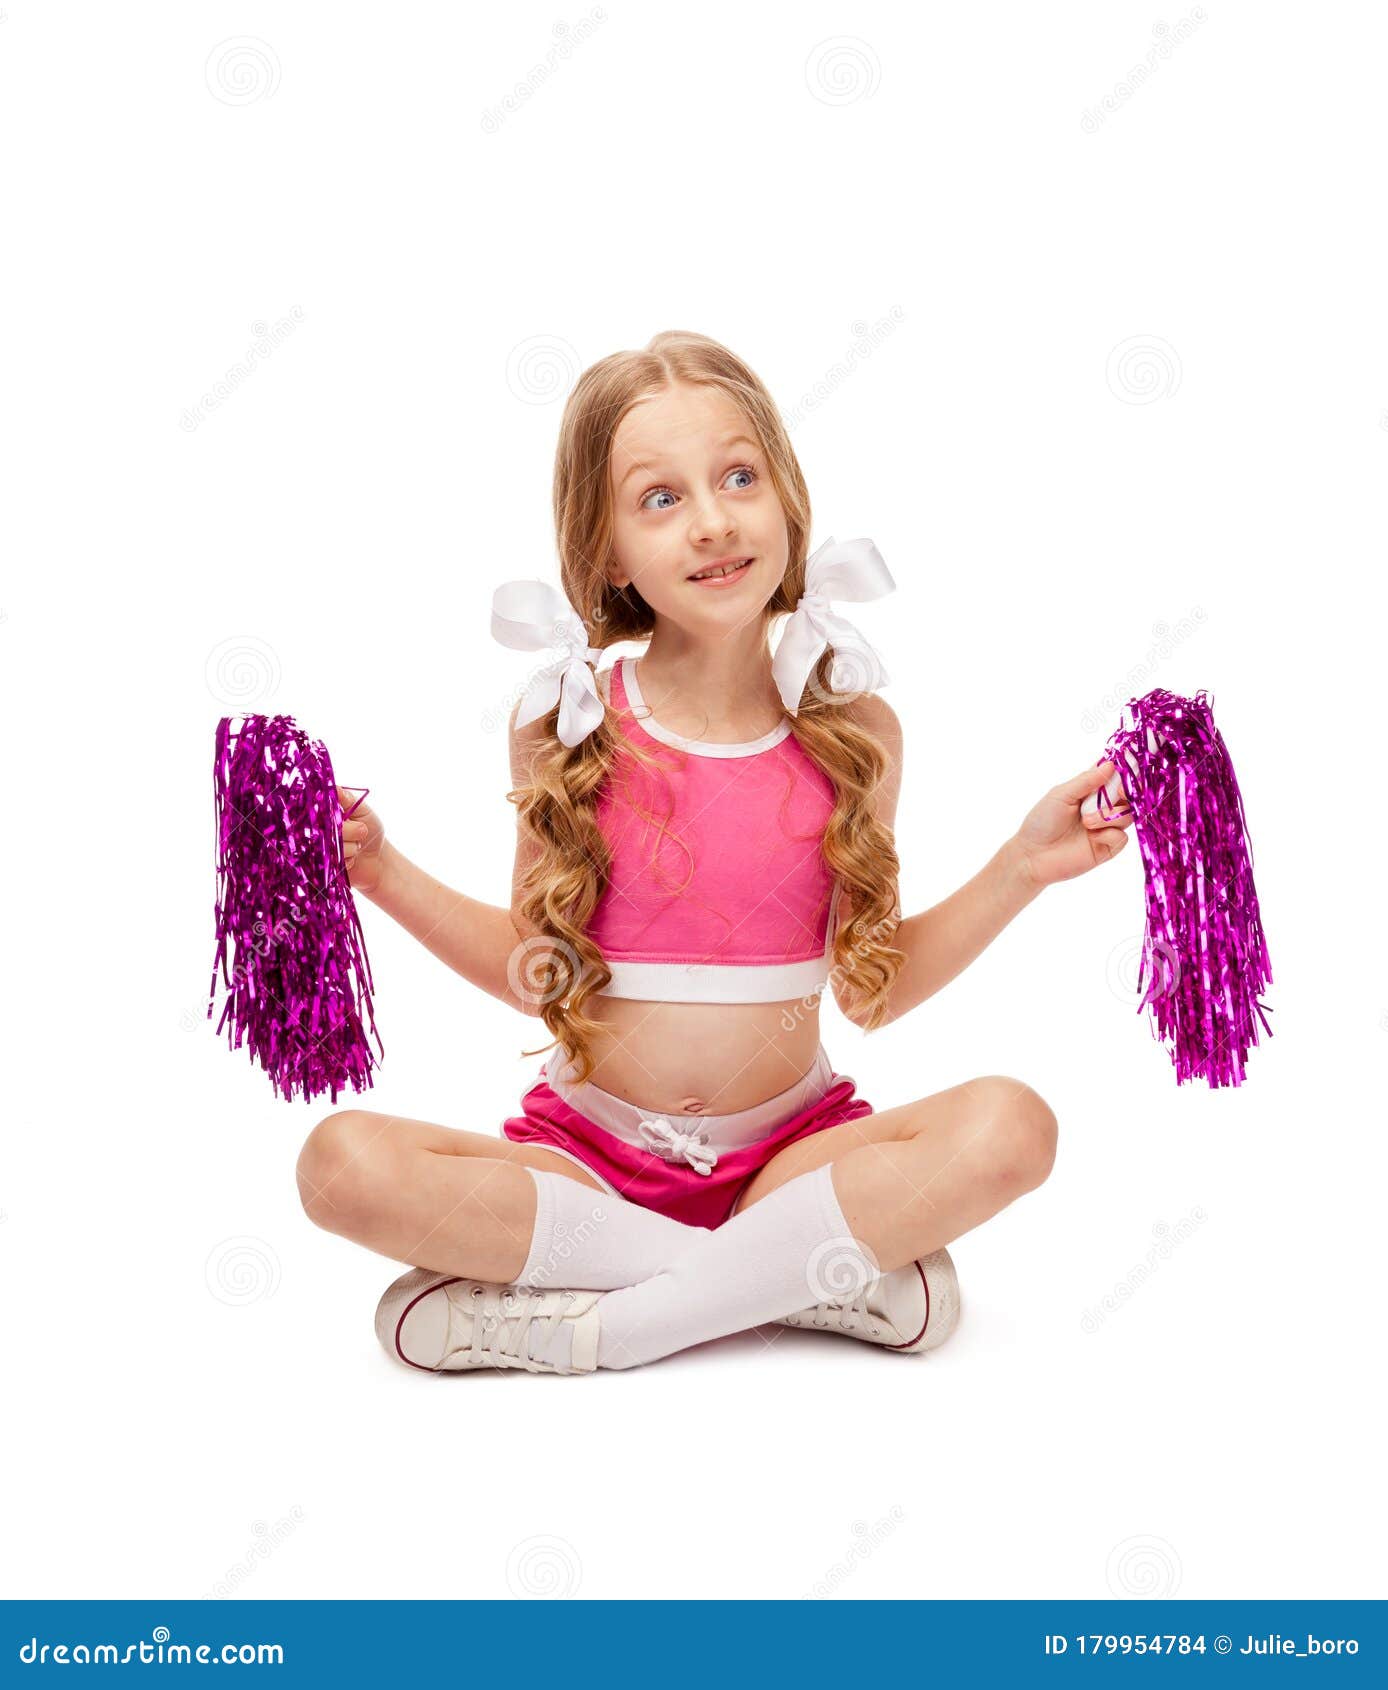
[375,1269,601,1374]
[777,1248,961,1354]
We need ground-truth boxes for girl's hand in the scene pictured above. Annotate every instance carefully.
[1011,761,1136,889]
[337,784,387,895]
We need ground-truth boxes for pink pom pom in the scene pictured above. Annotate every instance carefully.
[209,714,383,1105]
[1097,689,1273,1088]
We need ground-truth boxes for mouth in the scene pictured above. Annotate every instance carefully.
[687,556,755,587]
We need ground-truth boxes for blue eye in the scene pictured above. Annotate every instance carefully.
[639,465,757,511]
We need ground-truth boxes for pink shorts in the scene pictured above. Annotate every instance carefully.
[502,1044,874,1229]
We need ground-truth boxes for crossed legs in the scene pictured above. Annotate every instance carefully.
[296,1073,1057,1286]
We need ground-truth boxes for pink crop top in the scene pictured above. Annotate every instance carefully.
[586,657,842,1004]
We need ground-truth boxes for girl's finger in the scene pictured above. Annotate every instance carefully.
[1082,795,1133,829]
[1058,761,1116,803]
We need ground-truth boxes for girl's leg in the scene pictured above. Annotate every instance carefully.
[296,1110,699,1286]
[588,1075,1056,1371]
[730,1074,1058,1273]
[296,1110,592,1281]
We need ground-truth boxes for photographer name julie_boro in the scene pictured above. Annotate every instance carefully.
[1045,1632,1361,1657]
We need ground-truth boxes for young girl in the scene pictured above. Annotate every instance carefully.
[295,330,1134,1375]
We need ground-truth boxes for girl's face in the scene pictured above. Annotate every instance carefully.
[605,382,789,632]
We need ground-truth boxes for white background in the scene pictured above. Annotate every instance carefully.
[2,1,1383,1601]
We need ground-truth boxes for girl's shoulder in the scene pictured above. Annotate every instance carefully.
[841,689,902,748]
[842,692,903,828]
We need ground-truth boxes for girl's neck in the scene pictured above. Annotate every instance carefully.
[637,620,783,740]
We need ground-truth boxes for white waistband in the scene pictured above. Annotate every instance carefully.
[542,1044,838,1158]
[594,953,832,1004]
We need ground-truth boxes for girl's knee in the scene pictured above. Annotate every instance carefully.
[296,1110,382,1232]
[971,1076,1058,1191]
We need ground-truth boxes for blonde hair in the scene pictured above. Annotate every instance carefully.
[510,329,904,1083]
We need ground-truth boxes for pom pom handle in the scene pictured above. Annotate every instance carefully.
[1080,742,1145,822]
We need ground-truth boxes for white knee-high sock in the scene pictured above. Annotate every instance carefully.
[515,1168,704,1292]
[591,1163,878,1371]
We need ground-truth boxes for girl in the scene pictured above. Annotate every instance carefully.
[295,330,1134,1375]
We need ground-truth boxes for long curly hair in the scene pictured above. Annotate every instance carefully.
[510,329,904,1083]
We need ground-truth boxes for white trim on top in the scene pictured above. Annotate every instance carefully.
[595,951,831,1004]
[621,657,791,759]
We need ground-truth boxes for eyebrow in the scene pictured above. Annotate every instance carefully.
[617,434,760,491]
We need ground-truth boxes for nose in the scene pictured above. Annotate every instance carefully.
[687,489,738,548]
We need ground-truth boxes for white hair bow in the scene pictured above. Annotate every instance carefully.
[770,536,896,715]
[490,579,605,749]
[637,1115,717,1176]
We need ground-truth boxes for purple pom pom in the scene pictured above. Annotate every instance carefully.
[209,714,383,1104]
[1098,689,1273,1089]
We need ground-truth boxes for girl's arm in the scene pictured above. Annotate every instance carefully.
[834,697,1130,1027]
[362,843,539,1015]
[357,704,556,1017]
[861,839,1041,1027]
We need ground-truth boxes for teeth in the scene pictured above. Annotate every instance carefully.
[691,559,750,581]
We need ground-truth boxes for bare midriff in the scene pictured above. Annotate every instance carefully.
[573,994,824,1115]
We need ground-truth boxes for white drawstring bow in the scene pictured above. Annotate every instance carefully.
[770,536,896,715]
[490,578,605,750]
[637,1115,717,1176]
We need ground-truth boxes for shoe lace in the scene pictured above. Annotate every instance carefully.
[447,1283,576,1368]
[788,1288,881,1339]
